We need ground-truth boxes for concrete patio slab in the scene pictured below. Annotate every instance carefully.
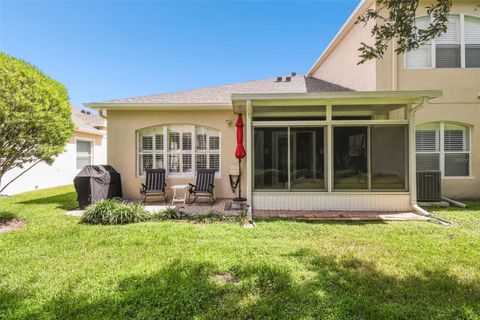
[65,209,84,217]
[254,210,430,221]
[66,201,429,222]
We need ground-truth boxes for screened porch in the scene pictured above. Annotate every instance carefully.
[232,91,441,212]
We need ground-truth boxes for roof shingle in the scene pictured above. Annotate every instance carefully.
[72,107,106,135]
[102,75,353,104]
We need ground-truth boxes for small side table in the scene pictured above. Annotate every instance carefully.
[171,184,189,206]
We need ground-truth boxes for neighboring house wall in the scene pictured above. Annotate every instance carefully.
[107,110,246,200]
[1,131,106,195]
[309,0,480,199]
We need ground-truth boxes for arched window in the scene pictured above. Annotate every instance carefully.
[137,125,220,176]
[416,122,471,177]
[406,14,480,69]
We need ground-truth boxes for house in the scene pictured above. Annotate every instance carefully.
[308,0,480,200]
[85,0,479,214]
[1,107,107,195]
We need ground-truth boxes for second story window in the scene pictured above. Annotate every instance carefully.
[465,16,480,67]
[406,14,480,69]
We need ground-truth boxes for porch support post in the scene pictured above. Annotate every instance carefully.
[408,104,417,207]
[246,100,253,209]
[326,103,333,193]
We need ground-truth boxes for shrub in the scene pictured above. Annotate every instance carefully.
[81,199,149,225]
[195,211,225,224]
[235,210,250,225]
[152,207,181,221]
[0,53,73,192]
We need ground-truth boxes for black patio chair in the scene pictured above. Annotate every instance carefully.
[188,169,216,204]
[140,169,167,204]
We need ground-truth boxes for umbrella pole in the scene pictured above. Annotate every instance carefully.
[234,157,246,202]
[238,158,241,199]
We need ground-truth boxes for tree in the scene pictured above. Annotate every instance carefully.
[356,0,454,64]
[0,52,73,192]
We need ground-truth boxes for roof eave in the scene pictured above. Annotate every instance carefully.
[74,128,105,136]
[306,0,374,77]
[232,90,442,101]
[84,102,233,111]
[231,90,442,112]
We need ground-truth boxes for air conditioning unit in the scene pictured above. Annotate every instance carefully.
[416,171,442,202]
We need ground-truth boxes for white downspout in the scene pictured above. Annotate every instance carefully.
[245,100,253,221]
[409,98,426,214]
[409,98,446,222]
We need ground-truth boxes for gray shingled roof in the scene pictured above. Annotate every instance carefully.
[102,75,353,104]
[72,107,106,135]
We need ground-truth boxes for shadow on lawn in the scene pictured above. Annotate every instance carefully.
[0,210,18,221]
[6,253,479,320]
[18,192,77,211]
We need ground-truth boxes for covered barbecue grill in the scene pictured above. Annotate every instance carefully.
[73,165,122,209]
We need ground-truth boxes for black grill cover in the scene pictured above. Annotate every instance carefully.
[73,165,123,209]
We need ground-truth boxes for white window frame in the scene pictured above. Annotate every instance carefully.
[405,14,480,69]
[137,125,221,178]
[416,122,472,178]
[76,138,94,169]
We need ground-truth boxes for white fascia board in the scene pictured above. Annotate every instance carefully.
[83,102,233,111]
[306,0,373,76]
[232,90,442,102]
[74,128,105,136]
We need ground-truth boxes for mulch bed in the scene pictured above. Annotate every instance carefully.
[0,219,26,233]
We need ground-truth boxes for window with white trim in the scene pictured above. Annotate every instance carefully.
[406,14,480,69]
[137,125,220,176]
[76,140,93,169]
[465,16,480,67]
[416,122,470,177]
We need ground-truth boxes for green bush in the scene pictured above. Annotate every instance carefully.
[194,211,225,224]
[81,199,149,225]
[152,207,181,221]
[235,210,250,225]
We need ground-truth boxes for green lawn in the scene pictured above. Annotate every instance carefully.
[1,186,479,320]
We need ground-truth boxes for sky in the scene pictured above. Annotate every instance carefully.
[0,0,358,107]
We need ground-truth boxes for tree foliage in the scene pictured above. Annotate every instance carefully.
[0,52,73,186]
[356,0,453,64]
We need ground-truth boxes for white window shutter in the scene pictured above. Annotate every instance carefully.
[406,45,432,68]
[416,154,440,171]
[141,136,153,151]
[416,130,438,152]
[415,16,430,31]
[182,132,192,151]
[436,15,460,44]
[155,134,164,151]
[465,16,480,44]
[444,130,465,151]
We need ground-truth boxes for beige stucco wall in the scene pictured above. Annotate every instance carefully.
[312,0,480,199]
[394,2,480,199]
[107,109,246,200]
[416,104,480,199]
[311,2,377,91]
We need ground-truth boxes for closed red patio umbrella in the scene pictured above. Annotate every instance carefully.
[234,114,246,201]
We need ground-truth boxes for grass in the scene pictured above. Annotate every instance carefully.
[0,186,479,319]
